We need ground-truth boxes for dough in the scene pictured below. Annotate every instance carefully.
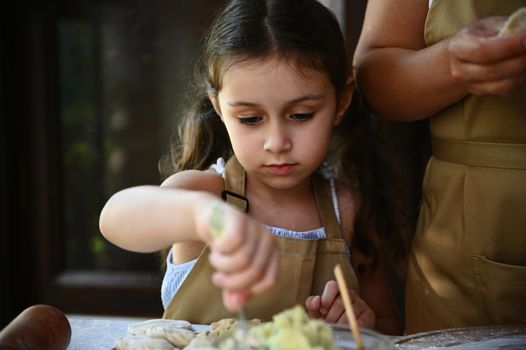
[146,326,195,348]
[499,7,526,35]
[208,318,236,339]
[113,334,176,350]
[128,319,192,335]
[209,318,262,339]
[183,331,219,349]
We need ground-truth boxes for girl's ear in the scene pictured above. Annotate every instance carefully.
[334,75,354,126]
[208,91,223,120]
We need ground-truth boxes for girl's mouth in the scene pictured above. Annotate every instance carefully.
[265,164,296,175]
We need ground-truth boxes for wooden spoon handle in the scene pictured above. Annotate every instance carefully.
[334,264,365,350]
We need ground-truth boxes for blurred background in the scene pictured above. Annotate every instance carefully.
[0,0,428,327]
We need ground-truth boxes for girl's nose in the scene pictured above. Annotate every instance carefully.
[263,123,292,153]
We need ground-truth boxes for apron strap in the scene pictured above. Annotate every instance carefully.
[432,136,526,170]
[312,174,342,240]
[223,155,342,239]
[223,156,249,212]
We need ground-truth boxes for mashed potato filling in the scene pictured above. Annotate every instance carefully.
[220,305,340,350]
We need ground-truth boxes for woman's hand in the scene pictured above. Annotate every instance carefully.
[305,280,376,328]
[448,16,526,96]
[195,200,279,311]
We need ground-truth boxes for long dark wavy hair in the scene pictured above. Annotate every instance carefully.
[160,0,410,276]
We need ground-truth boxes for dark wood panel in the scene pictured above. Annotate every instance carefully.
[49,272,163,317]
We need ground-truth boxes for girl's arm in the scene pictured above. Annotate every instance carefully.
[304,192,401,333]
[338,183,401,334]
[353,243,402,335]
[353,0,526,121]
[99,170,224,253]
[99,169,279,310]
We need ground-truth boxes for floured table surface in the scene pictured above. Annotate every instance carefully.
[395,325,526,350]
[68,315,145,349]
[68,315,525,349]
[67,315,210,349]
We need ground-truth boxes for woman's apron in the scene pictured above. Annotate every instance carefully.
[163,156,359,323]
[405,0,526,334]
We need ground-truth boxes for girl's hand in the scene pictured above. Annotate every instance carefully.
[448,16,526,96]
[195,200,279,311]
[305,280,376,328]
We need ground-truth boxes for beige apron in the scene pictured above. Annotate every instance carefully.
[163,156,359,323]
[405,0,526,334]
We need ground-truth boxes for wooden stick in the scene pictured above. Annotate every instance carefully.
[334,264,366,350]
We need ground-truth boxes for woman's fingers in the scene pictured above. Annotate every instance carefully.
[450,18,526,63]
[448,18,526,96]
[450,53,526,84]
[467,74,526,96]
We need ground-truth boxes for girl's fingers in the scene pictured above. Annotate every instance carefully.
[305,295,322,318]
[211,213,247,254]
[349,291,376,329]
[349,290,366,319]
[320,280,340,311]
[336,311,348,324]
[222,289,250,312]
[332,290,372,326]
[209,223,259,273]
[356,307,376,328]
[213,230,275,290]
[245,229,276,280]
[324,297,345,323]
[250,247,279,294]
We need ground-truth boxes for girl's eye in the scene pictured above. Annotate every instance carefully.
[290,112,314,122]
[238,116,262,125]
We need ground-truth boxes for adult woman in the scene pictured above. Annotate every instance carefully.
[354,0,526,333]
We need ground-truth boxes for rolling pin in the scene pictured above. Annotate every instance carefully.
[0,304,71,350]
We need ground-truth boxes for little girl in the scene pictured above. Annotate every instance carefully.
[100,0,401,335]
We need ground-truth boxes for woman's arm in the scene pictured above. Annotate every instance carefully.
[99,170,224,253]
[353,0,466,121]
[354,0,526,121]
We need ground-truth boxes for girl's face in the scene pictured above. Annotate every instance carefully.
[211,56,352,191]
